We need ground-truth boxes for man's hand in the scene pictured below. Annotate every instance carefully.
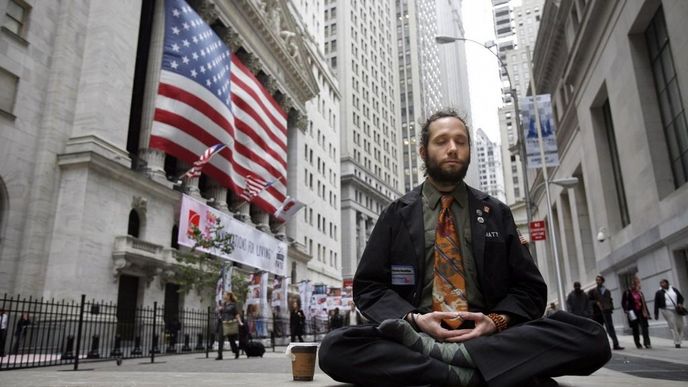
[414,311,501,342]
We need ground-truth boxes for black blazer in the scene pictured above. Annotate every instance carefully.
[353,184,547,325]
[654,287,684,319]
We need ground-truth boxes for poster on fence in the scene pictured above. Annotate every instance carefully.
[298,280,313,320]
[178,194,287,276]
[272,276,289,317]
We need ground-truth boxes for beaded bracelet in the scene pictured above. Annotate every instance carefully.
[487,313,508,333]
[406,312,420,331]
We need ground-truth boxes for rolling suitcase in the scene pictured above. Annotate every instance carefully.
[244,340,265,357]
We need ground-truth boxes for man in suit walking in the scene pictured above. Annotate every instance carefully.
[318,109,610,387]
[588,275,624,350]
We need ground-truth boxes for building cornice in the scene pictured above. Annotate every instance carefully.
[210,0,319,112]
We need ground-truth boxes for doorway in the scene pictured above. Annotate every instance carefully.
[116,275,140,340]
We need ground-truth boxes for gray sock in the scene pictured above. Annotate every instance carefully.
[446,363,484,387]
[378,318,476,368]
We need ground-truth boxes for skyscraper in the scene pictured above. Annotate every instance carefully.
[332,0,404,281]
[492,0,544,231]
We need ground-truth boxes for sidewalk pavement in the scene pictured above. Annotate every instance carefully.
[0,334,685,386]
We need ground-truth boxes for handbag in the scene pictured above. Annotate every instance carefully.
[665,289,687,316]
[222,319,239,336]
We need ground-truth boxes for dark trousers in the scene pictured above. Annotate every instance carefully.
[318,311,610,387]
[0,329,6,356]
[629,316,651,347]
[217,334,239,357]
[291,330,304,342]
[600,311,620,347]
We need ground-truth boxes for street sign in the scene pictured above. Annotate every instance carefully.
[529,220,546,241]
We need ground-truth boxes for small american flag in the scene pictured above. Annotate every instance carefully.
[241,175,277,202]
[184,143,226,178]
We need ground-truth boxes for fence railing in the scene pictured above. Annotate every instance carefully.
[0,294,334,370]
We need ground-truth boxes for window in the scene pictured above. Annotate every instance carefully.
[0,67,18,117]
[646,7,688,187]
[127,210,141,238]
[3,0,30,38]
[602,100,630,227]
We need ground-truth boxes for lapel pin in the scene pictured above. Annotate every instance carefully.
[483,206,491,214]
[476,209,483,216]
[477,217,484,224]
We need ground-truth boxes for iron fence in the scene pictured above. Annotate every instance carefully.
[0,294,333,370]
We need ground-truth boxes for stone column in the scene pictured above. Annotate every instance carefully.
[231,197,252,224]
[137,0,167,183]
[253,208,271,233]
[357,213,367,259]
[178,161,202,199]
[567,187,587,282]
[68,1,142,162]
[206,182,231,213]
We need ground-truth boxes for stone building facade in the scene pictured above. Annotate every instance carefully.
[0,0,326,318]
[531,0,688,337]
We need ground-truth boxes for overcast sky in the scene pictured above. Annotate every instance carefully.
[462,0,504,145]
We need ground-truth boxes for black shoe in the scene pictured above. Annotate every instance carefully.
[635,344,642,349]
[644,345,652,349]
[235,352,239,359]
[613,345,625,350]
[215,356,223,360]
[676,344,681,348]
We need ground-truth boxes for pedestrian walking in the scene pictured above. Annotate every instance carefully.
[344,301,363,326]
[216,292,242,360]
[567,281,593,318]
[0,309,7,357]
[654,279,685,348]
[589,274,624,350]
[289,301,305,342]
[12,313,32,354]
[621,277,652,349]
[545,302,558,317]
[329,307,343,330]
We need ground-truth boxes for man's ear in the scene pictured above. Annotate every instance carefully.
[419,146,426,161]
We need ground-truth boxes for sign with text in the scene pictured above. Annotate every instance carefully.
[178,194,287,276]
[529,220,547,241]
[521,94,560,168]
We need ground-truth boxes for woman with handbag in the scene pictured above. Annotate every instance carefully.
[217,291,243,360]
[621,277,652,349]
[654,279,685,348]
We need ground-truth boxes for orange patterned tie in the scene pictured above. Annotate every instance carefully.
[432,195,468,329]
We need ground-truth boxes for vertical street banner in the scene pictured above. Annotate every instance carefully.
[520,94,560,168]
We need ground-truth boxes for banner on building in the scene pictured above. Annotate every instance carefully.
[520,94,560,168]
[178,194,287,276]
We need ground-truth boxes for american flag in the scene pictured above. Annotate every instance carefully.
[240,174,278,202]
[183,143,226,178]
[150,0,287,214]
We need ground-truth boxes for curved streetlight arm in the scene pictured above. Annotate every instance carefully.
[435,35,513,93]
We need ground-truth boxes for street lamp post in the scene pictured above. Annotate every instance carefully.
[436,35,569,311]
[435,35,533,244]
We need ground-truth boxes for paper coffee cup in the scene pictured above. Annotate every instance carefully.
[287,343,318,381]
